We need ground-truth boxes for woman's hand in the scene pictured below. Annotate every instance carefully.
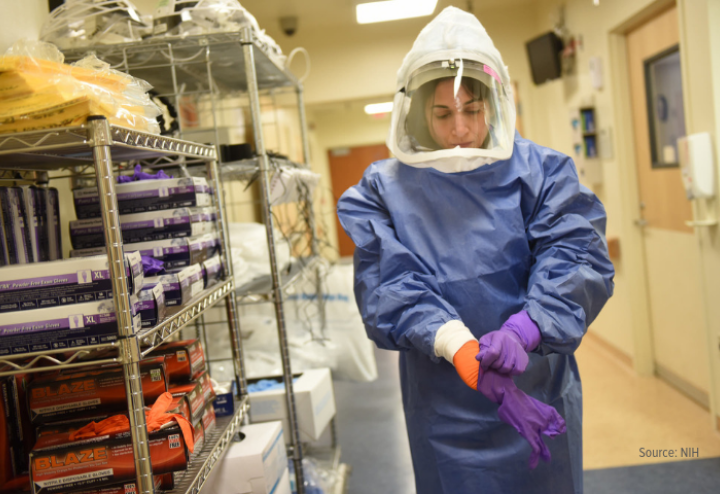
[476,311,541,375]
[452,339,566,469]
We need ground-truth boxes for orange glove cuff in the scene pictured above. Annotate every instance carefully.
[453,340,480,390]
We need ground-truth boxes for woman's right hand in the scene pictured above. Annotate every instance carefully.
[453,340,567,469]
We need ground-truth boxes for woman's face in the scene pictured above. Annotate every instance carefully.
[425,78,489,149]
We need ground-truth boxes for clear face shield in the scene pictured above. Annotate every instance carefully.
[389,59,516,166]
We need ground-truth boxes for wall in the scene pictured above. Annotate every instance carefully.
[0,0,48,52]
[675,0,718,417]
[528,0,674,359]
[687,0,720,421]
[528,0,720,417]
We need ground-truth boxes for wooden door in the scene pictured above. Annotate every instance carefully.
[329,144,390,257]
[627,5,710,403]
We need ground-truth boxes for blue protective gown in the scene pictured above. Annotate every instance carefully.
[337,134,615,494]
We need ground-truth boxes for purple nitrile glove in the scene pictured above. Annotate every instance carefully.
[133,164,172,181]
[477,368,566,469]
[476,311,542,375]
[141,255,165,276]
[116,165,172,183]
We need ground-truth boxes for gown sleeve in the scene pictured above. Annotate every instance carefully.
[337,170,462,361]
[523,155,615,355]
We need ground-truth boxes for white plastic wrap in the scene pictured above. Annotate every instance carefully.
[151,0,286,65]
[286,261,378,382]
[227,261,378,382]
[269,168,321,206]
[40,0,151,49]
[228,222,293,288]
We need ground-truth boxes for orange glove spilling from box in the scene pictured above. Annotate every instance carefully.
[69,392,195,453]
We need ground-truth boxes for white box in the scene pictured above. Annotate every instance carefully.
[249,368,336,444]
[204,421,291,494]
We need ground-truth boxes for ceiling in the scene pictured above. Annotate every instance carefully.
[239,0,538,33]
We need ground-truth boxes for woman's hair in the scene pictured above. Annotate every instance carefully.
[405,76,489,150]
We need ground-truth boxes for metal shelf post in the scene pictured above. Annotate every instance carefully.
[242,38,306,494]
[88,116,155,494]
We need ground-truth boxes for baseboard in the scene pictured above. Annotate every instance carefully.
[584,331,633,368]
[655,363,710,410]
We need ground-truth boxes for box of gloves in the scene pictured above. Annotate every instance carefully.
[0,187,32,265]
[69,207,217,249]
[136,283,166,329]
[0,299,140,357]
[0,186,63,266]
[0,252,143,313]
[73,177,212,219]
[29,424,188,494]
[201,254,224,288]
[71,234,214,270]
[247,368,336,444]
[143,264,204,312]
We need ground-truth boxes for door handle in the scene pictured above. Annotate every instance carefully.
[634,218,648,228]
[685,219,718,227]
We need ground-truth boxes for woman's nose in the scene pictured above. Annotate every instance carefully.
[452,113,469,136]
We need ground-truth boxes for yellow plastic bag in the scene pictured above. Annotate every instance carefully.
[0,40,160,134]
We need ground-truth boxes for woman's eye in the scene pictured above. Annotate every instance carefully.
[464,105,483,114]
[434,112,451,120]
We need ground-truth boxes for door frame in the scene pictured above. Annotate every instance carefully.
[609,0,719,426]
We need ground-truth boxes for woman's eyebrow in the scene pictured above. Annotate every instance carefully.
[432,98,481,110]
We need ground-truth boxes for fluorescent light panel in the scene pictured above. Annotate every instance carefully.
[356,0,438,24]
[364,102,394,114]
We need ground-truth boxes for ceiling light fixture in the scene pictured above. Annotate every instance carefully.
[356,0,438,24]
[364,102,394,114]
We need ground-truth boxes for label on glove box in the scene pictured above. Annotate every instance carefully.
[34,398,102,416]
[34,469,115,489]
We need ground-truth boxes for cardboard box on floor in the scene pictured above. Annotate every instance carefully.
[203,421,290,494]
[248,368,336,444]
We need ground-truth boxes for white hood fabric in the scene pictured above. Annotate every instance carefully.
[387,7,517,173]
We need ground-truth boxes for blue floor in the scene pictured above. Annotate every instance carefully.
[333,348,416,494]
[333,349,720,494]
[584,458,720,494]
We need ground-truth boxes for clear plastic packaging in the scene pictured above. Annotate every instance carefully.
[0,40,161,134]
[151,0,286,64]
[289,457,338,494]
[40,0,151,49]
[153,0,258,37]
